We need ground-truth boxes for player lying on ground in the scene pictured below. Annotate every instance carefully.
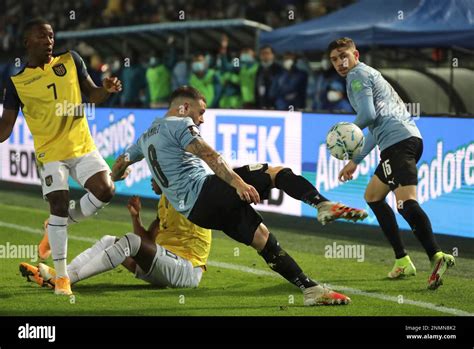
[329,37,455,289]
[111,86,369,306]
[1,18,122,296]
[20,179,212,289]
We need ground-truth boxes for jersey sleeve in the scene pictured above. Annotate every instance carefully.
[353,131,376,165]
[3,77,21,112]
[124,136,145,164]
[70,50,89,81]
[176,117,201,149]
[348,69,376,130]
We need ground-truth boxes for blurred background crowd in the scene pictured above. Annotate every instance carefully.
[1,0,472,114]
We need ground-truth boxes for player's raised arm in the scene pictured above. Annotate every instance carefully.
[348,70,377,130]
[70,50,122,104]
[127,195,160,240]
[185,137,260,204]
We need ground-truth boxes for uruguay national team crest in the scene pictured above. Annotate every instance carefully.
[188,125,199,137]
[45,175,53,187]
[52,63,67,77]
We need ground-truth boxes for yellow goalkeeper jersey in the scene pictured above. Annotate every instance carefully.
[4,50,96,164]
[156,195,212,268]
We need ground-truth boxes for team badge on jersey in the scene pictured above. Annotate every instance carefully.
[52,64,67,77]
[45,175,53,187]
[188,125,199,137]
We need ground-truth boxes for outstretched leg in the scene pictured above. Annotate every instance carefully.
[267,166,367,224]
[251,223,351,306]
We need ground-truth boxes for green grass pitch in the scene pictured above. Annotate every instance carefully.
[0,188,473,316]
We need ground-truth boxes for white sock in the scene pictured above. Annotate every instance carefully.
[48,215,69,278]
[73,233,141,283]
[68,192,108,225]
[67,235,116,283]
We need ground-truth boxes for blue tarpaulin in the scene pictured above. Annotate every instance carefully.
[260,0,474,52]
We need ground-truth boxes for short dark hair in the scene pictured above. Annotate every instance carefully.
[23,18,51,40]
[327,37,356,54]
[169,86,206,105]
[259,45,274,53]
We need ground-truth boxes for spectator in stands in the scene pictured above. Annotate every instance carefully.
[189,53,222,108]
[239,47,259,108]
[270,52,308,110]
[120,50,147,107]
[216,35,242,109]
[321,80,353,113]
[311,56,345,111]
[255,45,283,109]
[146,37,177,108]
[171,59,189,92]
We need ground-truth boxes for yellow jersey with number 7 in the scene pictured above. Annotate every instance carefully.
[3,50,95,164]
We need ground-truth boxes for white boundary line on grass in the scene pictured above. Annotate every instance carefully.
[207,261,474,316]
[1,220,472,317]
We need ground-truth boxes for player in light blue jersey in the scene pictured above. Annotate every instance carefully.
[329,38,454,289]
[109,86,372,306]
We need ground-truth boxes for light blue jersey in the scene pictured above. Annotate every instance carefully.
[126,116,209,217]
[346,62,421,164]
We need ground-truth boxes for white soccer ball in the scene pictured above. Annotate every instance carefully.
[326,122,365,160]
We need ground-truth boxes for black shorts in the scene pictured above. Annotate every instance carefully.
[374,137,423,191]
[187,163,272,245]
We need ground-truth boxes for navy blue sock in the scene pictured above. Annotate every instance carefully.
[398,200,441,259]
[275,168,328,206]
[368,200,407,259]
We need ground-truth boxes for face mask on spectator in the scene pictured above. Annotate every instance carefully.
[283,59,294,71]
[149,57,158,67]
[327,90,342,102]
[240,53,254,64]
[192,61,206,73]
[260,60,273,68]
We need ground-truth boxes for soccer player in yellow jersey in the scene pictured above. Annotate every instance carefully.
[20,179,212,289]
[1,18,122,296]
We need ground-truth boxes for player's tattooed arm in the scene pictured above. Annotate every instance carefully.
[186,137,260,204]
[0,109,19,142]
[186,137,236,184]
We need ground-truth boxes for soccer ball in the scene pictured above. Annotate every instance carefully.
[326,122,364,160]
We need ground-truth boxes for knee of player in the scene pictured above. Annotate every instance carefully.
[99,235,117,249]
[94,182,115,202]
[49,200,69,217]
[364,190,380,203]
[270,166,290,188]
[396,199,419,216]
[118,233,142,257]
[251,223,270,251]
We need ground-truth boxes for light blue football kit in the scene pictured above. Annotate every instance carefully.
[347,62,421,164]
[126,116,209,217]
